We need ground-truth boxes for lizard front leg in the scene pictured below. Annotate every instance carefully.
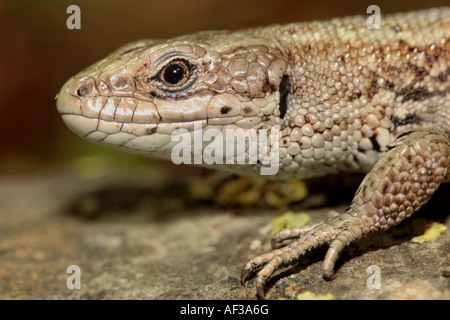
[241,128,449,299]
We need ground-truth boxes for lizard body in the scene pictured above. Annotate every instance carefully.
[56,8,449,298]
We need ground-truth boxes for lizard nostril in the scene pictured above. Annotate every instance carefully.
[77,85,89,97]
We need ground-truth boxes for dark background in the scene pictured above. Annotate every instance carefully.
[1,0,448,173]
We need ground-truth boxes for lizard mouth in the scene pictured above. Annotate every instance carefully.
[56,75,168,155]
[56,75,278,159]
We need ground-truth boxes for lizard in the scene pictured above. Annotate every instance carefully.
[56,7,449,299]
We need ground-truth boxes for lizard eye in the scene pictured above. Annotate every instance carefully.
[159,59,194,87]
[149,56,198,95]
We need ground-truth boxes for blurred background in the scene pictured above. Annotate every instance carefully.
[0,0,448,174]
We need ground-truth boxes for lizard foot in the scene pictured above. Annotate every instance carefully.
[242,129,449,299]
[241,212,367,299]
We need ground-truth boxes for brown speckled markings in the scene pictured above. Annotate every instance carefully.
[56,8,449,299]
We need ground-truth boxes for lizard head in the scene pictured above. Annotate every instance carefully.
[56,31,289,171]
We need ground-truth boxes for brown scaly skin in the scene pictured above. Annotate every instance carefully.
[241,129,449,298]
[56,8,449,299]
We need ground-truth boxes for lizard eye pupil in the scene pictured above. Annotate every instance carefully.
[153,58,197,92]
[161,60,189,86]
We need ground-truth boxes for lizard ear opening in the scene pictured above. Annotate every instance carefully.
[279,75,290,119]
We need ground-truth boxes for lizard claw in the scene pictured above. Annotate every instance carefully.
[241,212,365,298]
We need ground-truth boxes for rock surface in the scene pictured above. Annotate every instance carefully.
[0,166,448,300]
